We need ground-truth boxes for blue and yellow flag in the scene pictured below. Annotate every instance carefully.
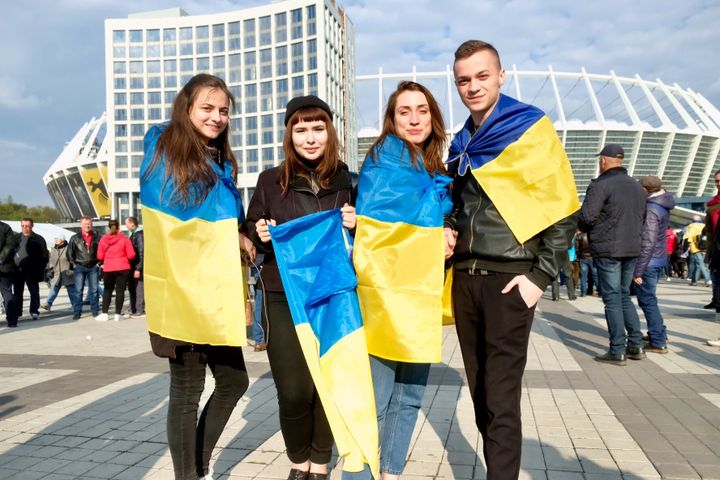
[140,125,246,346]
[269,209,378,476]
[448,94,579,244]
[354,135,453,363]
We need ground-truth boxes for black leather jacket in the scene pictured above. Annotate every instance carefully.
[130,229,144,272]
[67,231,100,267]
[0,221,18,274]
[446,173,577,290]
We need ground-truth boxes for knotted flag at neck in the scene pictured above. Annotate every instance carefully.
[447,94,580,244]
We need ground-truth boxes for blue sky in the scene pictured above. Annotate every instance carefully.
[1,0,718,206]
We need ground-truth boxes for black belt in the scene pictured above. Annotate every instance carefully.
[455,266,498,276]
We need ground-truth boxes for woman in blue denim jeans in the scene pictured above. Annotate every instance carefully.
[347,81,454,480]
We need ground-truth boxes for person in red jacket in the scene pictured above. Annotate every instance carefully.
[96,219,135,322]
[665,228,677,280]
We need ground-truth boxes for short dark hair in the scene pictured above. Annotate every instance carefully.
[20,217,34,225]
[126,216,138,227]
[454,40,502,68]
[108,219,120,229]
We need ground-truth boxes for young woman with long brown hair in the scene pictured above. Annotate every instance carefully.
[344,81,453,480]
[141,73,255,480]
[245,95,356,480]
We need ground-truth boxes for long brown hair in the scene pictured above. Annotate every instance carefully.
[279,106,342,192]
[369,81,447,175]
[145,73,237,207]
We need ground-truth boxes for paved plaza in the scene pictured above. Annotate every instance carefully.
[1,279,720,479]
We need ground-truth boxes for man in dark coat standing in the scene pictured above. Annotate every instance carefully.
[0,221,20,327]
[579,144,647,365]
[633,176,675,353]
[15,218,48,320]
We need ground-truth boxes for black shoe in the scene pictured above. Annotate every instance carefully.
[569,295,577,300]
[288,468,309,480]
[626,346,646,360]
[308,474,328,480]
[7,323,17,328]
[552,297,559,301]
[704,302,718,309]
[594,352,626,365]
[72,314,81,320]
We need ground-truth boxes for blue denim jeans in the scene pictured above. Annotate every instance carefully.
[635,266,667,347]
[689,252,711,283]
[579,258,599,296]
[594,257,643,355]
[252,287,265,343]
[342,356,430,478]
[73,265,99,316]
[46,281,79,309]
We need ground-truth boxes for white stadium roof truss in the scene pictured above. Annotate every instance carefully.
[356,66,720,198]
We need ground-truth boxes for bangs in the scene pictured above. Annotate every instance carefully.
[288,106,330,126]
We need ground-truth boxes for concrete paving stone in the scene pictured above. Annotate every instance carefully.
[83,461,130,478]
[615,459,661,476]
[54,459,100,476]
[653,461,703,478]
[517,469,547,479]
[29,457,73,473]
[54,446,96,461]
[436,463,474,479]
[540,447,582,472]
[692,463,720,480]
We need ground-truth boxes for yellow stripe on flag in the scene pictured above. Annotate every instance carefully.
[473,116,580,244]
[354,215,444,363]
[143,206,246,346]
[296,324,379,476]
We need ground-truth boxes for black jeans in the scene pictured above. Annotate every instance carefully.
[167,346,249,479]
[15,275,39,316]
[0,273,18,325]
[452,270,536,480]
[127,270,145,314]
[102,269,130,314]
[265,291,333,464]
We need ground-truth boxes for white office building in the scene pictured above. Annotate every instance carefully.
[103,0,355,221]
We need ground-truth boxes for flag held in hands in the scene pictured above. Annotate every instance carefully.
[269,209,378,475]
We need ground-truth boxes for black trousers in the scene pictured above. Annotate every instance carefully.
[102,269,130,314]
[265,291,333,464]
[452,270,536,480]
[167,346,249,479]
[0,273,18,325]
[15,274,39,316]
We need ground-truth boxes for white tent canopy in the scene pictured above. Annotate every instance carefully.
[2,221,76,247]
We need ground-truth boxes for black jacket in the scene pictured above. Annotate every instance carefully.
[245,163,354,292]
[130,229,144,272]
[67,231,100,267]
[0,221,18,274]
[16,232,48,281]
[445,173,577,290]
[578,167,646,258]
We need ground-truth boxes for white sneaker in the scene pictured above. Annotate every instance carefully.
[123,312,131,319]
[95,313,108,322]
[113,314,121,322]
[30,313,39,320]
[707,338,720,347]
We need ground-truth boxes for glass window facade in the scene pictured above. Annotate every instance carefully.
[105,1,355,218]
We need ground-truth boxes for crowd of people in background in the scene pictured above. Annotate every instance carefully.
[0,215,146,326]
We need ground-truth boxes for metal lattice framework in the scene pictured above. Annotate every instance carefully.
[355,66,720,197]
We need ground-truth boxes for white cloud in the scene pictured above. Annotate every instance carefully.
[0,77,42,109]
[0,138,37,151]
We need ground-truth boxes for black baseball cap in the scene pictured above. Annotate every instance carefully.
[284,95,333,126]
[597,144,624,158]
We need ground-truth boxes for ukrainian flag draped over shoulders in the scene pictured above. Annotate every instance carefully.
[140,124,246,346]
[448,94,579,244]
[354,135,453,363]
[269,210,378,476]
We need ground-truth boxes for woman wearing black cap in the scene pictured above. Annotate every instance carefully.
[245,95,356,480]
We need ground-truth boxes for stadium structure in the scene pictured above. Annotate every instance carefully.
[42,3,720,222]
[355,67,720,198]
[44,0,355,222]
